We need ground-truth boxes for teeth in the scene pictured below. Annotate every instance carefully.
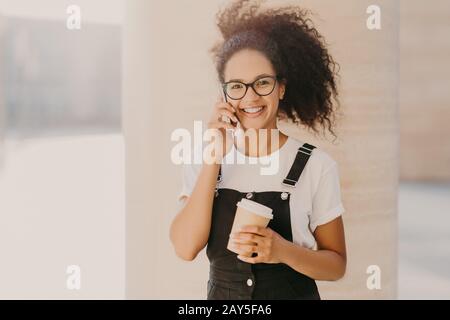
[243,106,263,113]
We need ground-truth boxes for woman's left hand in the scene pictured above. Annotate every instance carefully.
[228,226,288,264]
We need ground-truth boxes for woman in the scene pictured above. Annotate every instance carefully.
[170,0,346,300]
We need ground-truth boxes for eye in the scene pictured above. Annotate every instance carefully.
[255,79,270,87]
[230,83,244,90]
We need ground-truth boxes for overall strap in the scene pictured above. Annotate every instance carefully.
[282,143,316,187]
[217,166,222,183]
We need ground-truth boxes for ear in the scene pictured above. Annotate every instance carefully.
[278,79,287,100]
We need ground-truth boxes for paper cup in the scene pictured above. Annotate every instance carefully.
[227,199,273,257]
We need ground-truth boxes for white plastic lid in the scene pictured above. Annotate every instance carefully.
[236,199,273,220]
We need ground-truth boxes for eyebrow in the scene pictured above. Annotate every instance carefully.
[227,73,274,83]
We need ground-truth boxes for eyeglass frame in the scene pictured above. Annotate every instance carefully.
[221,75,280,101]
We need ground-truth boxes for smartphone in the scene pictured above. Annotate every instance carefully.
[220,88,242,136]
[220,89,232,124]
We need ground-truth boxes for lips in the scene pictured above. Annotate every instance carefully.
[240,105,266,118]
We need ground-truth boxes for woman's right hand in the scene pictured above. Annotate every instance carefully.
[206,96,239,163]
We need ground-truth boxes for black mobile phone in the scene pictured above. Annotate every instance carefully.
[221,88,240,128]
[222,89,228,103]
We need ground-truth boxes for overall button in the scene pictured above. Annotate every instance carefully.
[246,278,253,287]
[281,192,289,200]
[215,189,219,197]
[246,192,253,199]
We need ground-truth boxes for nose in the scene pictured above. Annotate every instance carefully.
[242,85,260,102]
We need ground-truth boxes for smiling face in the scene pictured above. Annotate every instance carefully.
[223,49,285,130]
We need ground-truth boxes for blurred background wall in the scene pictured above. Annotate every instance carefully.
[123,0,399,299]
[3,16,121,138]
[0,0,125,299]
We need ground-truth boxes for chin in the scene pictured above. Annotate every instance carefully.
[241,121,269,131]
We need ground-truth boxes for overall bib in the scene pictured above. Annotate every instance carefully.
[207,143,321,300]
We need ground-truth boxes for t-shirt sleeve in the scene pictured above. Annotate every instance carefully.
[177,162,201,204]
[309,162,345,233]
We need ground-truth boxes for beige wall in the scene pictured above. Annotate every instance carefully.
[283,0,399,299]
[124,0,399,299]
[0,15,4,167]
[399,0,450,181]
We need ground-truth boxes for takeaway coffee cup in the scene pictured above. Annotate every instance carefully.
[227,198,273,257]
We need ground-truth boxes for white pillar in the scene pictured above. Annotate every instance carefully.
[0,15,5,168]
[281,0,399,299]
[123,0,399,299]
[123,0,224,298]
[399,0,450,181]
[123,0,160,298]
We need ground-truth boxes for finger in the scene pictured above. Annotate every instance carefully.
[229,242,258,252]
[217,109,239,123]
[216,101,236,114]
[237,255,260,264]
[229,237,258,245]
[228,243,257,256]
[218,114,238,125]
[238,225,269,237]
[231,232,264,244]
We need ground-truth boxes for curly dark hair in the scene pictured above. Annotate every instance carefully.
[210,0,340,139]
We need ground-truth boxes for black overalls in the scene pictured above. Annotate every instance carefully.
[207,143,321,300]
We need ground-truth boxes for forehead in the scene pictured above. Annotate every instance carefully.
[224,49,275,82]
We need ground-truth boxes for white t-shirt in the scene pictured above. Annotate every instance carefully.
[177,136,345,249]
